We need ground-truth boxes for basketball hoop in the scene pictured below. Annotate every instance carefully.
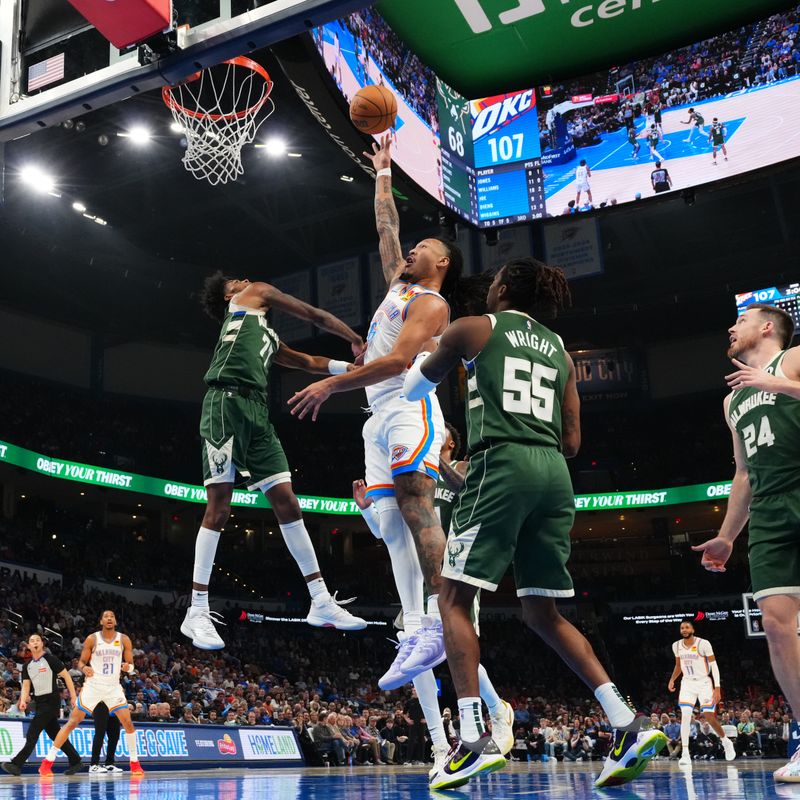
[162,56,274,186]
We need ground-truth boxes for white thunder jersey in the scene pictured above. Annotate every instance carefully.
[89,630,124,685]
[364,281,447,405]
[672,637,714,681]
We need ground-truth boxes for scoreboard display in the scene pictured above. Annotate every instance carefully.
[437,82,545,227]
[736,284,800,330]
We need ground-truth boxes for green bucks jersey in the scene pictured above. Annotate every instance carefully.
[728,350,800,497]
[464,310,569,453]
[435,461,460,533]
[204,303,280,390]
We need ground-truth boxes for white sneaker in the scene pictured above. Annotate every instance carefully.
[775,747,800,782]
[399,617,447,679]
[722,738,736,762]
[379,631,418,690]
[489,700,514,755]
[104,765,124,774]
[181,607,226,650]
[429,743,450,781]
[89,765,106,775]
[306,592,367,631]
[679,752,692,767]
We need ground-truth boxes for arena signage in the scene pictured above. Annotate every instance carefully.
[0,720,302,767]
[377,0,794,97]
[0,439,733,512]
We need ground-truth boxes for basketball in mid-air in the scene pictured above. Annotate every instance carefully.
[349,85,398,134]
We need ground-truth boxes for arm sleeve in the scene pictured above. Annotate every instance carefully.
[710,659,721,686]
[359,504,383,540]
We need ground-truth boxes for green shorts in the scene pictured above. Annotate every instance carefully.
[749,486,800,602]
[444,443,575,597]
[200,387,290,492]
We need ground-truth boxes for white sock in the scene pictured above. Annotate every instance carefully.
[478,664,503,715]
[594,682,635,728]
[46,745,58,761]
[426,594,441,619]
[721,735,731,743]
[375,498,424,627]
[413,670,448,749]
[458,697,485,742]
[680,711,692,751]
[191,527,220,608]
[126,732,138,762]
[308,577,331,603]
[278,518,321,578]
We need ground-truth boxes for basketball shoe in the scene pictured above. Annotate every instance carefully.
[595,727,667,787]
[399,617,446,678]
[379,630,419,690]
[489,700,515,755]
[306,592,367,631]
[181,607,225,650]
[775,747,800,782]
[429,732,506,790]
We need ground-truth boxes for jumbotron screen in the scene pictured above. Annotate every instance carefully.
[314,5,800,226]
[736,284,800,329]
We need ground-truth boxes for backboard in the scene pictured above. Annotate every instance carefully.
[0,0,371,142]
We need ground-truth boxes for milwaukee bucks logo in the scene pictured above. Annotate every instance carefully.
[447,540,465,568]
[212,452,228,475]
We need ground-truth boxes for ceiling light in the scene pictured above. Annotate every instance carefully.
[123,126,151,144]
[94,217,107,226]
[20,166,55,193]
[72,202,87,213]
[261,137,287,156]
[340,174,354,183]
[287,152,302,158]
[82,213,96,221]
[169,121,184,133]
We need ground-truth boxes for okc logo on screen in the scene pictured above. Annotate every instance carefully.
[471,90,535,140]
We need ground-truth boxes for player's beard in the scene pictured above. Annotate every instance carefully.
[727,332,756,360]
[398,269,413,282]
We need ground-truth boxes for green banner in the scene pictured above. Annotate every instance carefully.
[0,439,731,514]
[377,0,793,98]
[0,440,359,516]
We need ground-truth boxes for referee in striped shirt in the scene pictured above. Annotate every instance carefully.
[1,634,83,776]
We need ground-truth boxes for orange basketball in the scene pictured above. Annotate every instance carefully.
[349,85,398,135]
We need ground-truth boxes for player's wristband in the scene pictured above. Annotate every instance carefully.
[403,353,437,401]
[376,168,392,179]
[328,360,350,375]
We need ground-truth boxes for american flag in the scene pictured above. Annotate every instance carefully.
[28,52,65,92]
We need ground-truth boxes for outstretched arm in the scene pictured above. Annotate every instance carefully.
[691,395,751,571]
[404,316,493,400]
[363,134,406,285]
[274,343,351,376]
[725,349,800,399]
[287,295,448,420]
[242,282,363,354]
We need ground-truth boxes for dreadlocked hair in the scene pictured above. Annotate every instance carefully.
[200,270,233,321]
[449,270,496,319]
[500,257,571,318]
[433,237,464,302]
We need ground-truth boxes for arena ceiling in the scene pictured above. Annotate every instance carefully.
[1,46,799,351]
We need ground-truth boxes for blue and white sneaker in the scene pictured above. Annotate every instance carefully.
[594,727,667,788]
[378,631,419,690]
[399,616,446,678]
[429,732,506,790]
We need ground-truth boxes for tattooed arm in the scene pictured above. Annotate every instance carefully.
[363,134,406,286]
[439,458,467,492]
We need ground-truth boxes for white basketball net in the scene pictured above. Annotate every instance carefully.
[163,57,274,186]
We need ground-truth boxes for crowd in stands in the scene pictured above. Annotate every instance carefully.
[0,575,792,768]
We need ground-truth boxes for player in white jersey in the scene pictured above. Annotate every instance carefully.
[43,611,143,776]
[290,134,495,777]
[667,619,735,765]
[574,159,592,206]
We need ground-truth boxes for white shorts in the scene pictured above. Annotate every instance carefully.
[679,678,716,713]
[363,392,445,501]
[78,681,128,716]
[576,182,590,192]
